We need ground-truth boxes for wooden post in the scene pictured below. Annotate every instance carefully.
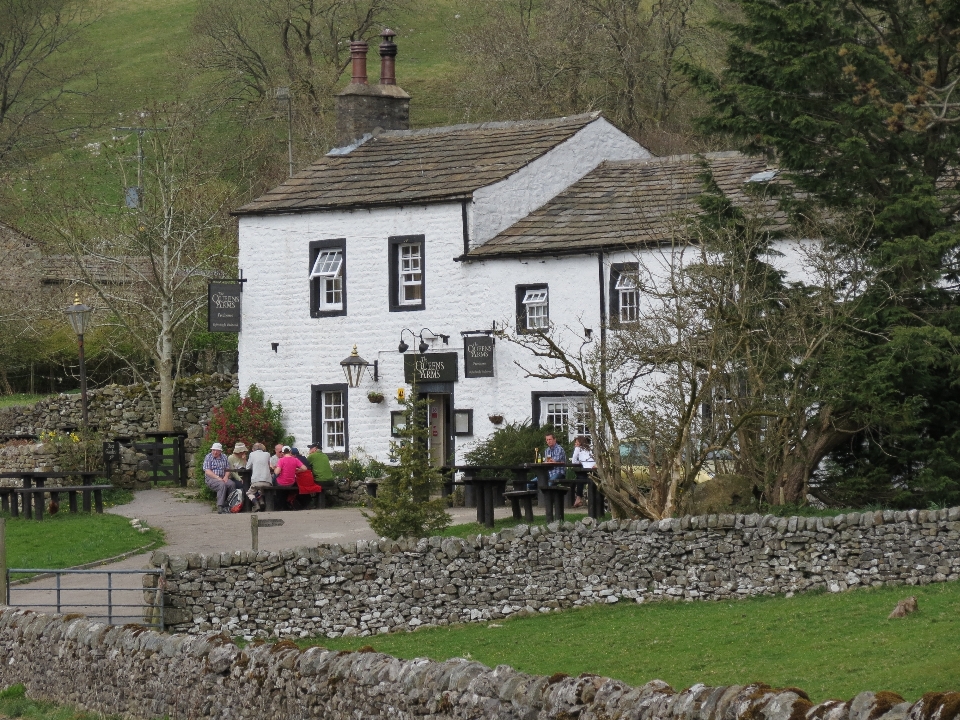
[0,516,7,604]
[251,513,259,551]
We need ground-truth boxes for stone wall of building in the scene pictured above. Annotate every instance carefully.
[0,374,238,485]
[0,608,956,720]
[153,507,960,638]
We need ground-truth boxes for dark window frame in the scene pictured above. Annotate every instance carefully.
[311,383,348,458]
[388,234,426,312]
[390,410,407,437]
[515,283,549,334]
[453,409,474,436]
[309,238,347,318]
[531,391,592,437]
[609,262,639,326]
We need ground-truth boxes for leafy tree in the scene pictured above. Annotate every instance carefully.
[364,385,450,539]
[687,0,960,507]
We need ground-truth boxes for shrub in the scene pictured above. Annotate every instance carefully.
[464,421,571,476]
[195,385,291,489]
[363,389,450,539]
[39,428,105,472]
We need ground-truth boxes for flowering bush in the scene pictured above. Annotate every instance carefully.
[194,385,290,488]
[39,428,105,472]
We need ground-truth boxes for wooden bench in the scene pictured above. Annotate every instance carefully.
[257,485,324,511]
[16,485,113,521]
[503,490,537,522]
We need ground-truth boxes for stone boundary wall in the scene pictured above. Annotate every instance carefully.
[0,609,957,720]
[0,374,237,484]
[153,507,960,637]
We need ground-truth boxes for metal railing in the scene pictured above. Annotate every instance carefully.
[7,568,165,630]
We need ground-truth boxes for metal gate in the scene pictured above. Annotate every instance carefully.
[7,568,165,630]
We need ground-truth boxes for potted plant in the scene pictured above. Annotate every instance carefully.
[488,413,504,425]
[367,391,385,404]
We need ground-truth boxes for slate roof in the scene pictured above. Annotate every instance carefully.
[234,113,602,215]
[469,152,783,258]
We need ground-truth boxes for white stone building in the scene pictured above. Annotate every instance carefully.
[233,36,777,465]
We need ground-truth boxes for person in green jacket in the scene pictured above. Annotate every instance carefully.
[306,443,334,484]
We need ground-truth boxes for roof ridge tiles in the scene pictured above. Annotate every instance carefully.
[374,111,601,139]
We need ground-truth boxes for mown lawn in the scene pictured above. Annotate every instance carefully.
[306,580,960,703]
[4,512,162,577]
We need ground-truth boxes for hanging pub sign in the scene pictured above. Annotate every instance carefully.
[464,336,495,378]
[404,352,458,383]
[208,282,242,332]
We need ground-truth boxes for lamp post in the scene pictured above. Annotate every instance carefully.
[64,295,94,427]
[340,345,375,388]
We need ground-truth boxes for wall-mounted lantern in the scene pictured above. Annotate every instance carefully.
[339,345,378,387]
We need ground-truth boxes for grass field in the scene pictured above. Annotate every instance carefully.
[4,512,162,578]
[0,394,53,410]
[306,580,960,703]
[0,685,122,720]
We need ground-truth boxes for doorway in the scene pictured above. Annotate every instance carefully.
[425,394,452,467]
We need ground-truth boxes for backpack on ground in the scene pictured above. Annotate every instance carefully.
[228,488,243,513]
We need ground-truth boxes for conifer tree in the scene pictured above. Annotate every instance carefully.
[364,383,451,539]
[687,0,960,505]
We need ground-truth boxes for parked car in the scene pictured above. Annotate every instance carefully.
[618,438,718,485]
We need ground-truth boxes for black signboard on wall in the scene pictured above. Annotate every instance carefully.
[404,352,459,383]
[464,336,495,378]
[208,282,242,332]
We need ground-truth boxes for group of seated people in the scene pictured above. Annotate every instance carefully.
[202,441,334,513]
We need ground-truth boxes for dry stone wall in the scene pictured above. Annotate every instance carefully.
[153,507,960,638]
[0,374,237,484]
[0,609,957,720]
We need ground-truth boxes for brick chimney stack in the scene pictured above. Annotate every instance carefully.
[335,29,410,147]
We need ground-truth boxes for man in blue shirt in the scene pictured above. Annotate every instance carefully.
[544,433,566,485]
[203,442,237,514]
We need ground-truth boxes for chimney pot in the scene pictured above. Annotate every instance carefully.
[349,41,368,84]
[379,29,398,85]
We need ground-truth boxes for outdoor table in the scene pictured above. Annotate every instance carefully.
[452,465,512,528]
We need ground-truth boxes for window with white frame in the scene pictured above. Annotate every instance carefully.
[389,235,426,311]
[309,239,346,317]
[312,383,348,455]
[536,394,590,441]
[399,243,423,304]
[610,263,639,325]
[615,273,638,322]
[322,391,345,451]
[516,284,549,332]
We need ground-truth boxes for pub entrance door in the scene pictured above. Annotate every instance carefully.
[425,394,451,467]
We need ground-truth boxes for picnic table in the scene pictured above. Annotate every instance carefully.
[445,466,511,528]
[0,470,111,520]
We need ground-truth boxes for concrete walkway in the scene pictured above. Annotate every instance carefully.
[7,488,524,625]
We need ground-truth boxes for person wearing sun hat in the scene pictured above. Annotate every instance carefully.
[227,442,248,484]
[203,442,238,514]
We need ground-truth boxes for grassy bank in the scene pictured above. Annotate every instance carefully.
[5,512,162,577]
[306,580,960,703]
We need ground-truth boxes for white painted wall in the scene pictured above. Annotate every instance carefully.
[469,118,651,248]
[238,203,608,465]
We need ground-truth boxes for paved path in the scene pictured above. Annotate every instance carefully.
[7,488,525,624]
